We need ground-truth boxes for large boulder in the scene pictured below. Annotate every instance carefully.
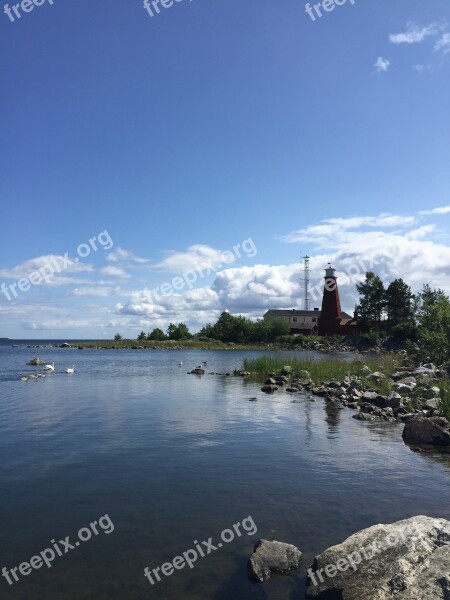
[248,539,302,582]
[306,515,450,599]
[402,415,450,446]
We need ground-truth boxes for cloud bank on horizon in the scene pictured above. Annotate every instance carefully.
[1,205,449,338]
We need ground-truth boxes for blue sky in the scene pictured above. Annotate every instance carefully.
[1,0,450,338]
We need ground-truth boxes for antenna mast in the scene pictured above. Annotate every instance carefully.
[303,255,310,311]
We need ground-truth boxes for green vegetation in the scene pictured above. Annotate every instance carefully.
[199,311,289,343]
[242,354,396,388]
[356,274,450,363]
[438,378,450,420]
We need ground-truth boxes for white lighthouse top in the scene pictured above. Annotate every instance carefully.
[325,264,336,278]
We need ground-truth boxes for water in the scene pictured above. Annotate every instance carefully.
[1,342,450,599]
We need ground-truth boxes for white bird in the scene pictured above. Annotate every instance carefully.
[66,365,75,374]
[44,362,55,371]
[178,361,183,366]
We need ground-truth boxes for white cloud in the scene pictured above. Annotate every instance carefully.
[389,23,439,45]
[419,205,450,215]
[279,213,415,245]
[99,266,130,279]
[106,247,149,264]
[152,244,231,273]
[0,255,94,287]
[374,57,391,73]
[435,33,450,55]
[72,286,120,297]
[413,64,432,72]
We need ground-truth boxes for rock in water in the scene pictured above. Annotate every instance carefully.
[305,515,450,599]
[402,416,450,446]
[27,358,45,365]
[248,539,302,582]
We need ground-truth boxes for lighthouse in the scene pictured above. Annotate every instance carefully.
[318,264,357,336]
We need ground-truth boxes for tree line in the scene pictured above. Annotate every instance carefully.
[355,273,450,363]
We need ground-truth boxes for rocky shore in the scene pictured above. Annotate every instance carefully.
[247,362,450,447]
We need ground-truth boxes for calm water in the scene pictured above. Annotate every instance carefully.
[1,343,450,600]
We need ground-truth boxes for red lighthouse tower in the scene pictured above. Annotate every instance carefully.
[318,264,357,336]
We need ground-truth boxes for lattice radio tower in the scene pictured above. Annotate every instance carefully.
[303,255,310,311]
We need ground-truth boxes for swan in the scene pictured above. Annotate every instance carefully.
[66,365,74,374]
[44,362,55,371]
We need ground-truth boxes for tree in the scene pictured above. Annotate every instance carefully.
[148,328,166,341]
[167,322,192,340]
[384,278,415,339]
[417,289,450,363]
[137,330,146,341]
[114,333,122,341]
[355,272,386,332]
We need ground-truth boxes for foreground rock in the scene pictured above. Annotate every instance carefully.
[248,539,302,582]
[402,415,450,446]
[27,358,45,365]
[306,515,450,599]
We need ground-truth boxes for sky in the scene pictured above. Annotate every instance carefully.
[1,0,450,338]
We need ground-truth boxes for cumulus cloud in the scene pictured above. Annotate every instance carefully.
[389,23,439,45]
[374,57,391,73]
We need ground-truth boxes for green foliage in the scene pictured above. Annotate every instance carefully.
[438,378,450,420]
[198,312,289,344]
[148,328,166,341]
[114,333,122,341]
[137,330,146,341]
[355,272,385,332]
[417,289,450,364]
[385,279,416,340]
[167,322,192,340]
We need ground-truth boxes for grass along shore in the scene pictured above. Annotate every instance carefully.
[242,355,399,395]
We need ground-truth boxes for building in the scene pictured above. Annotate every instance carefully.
[263,265,358,336]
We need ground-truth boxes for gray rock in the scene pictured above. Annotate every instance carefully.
[393,383,415,395]
[403,415,450,446]
[27,358,45,365]
[248,539,302,582]
[280,365,292,375]
[264,377,276,385]
[356,366,372,376]
[353,412,375,421]
[368,371,386,383]
[261,385,278,394]
[305,515,450,599]
[424,398,440,410]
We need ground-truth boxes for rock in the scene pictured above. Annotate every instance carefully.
[27,358,45,365]
[399,376,417,386]
[234,369,250,377]
[393,383,415,395]
[280,365,292,375]
[286,387,299,393]
[248,397,258,402]
[248,539,302,582]
[368,371,386,383]
[261,385,278,394]
[353,412,375,421]
[59,343,71,348]
[384,392,402,409]
[264,377,276,385]
[356,366,372,376]
[422,386,440,399]
[403,415,450,446]
[305,515,450,599]
[424,398,439,410]
[297,369,311,380]
[189,368,205,375]
[20,376,29,381]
